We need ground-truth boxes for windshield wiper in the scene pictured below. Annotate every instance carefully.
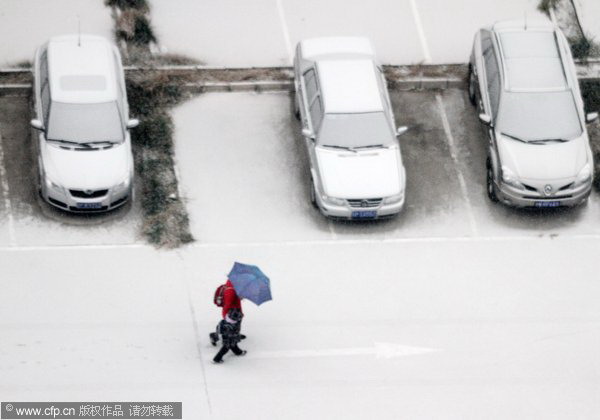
[501,133,527,143]
[322,144,357,153]
[48,139,92,149]
[350,144,384,150]
[80,141,117,148]
[529,138,569,144]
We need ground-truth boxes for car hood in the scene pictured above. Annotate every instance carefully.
[42,141,132,189]
[316,146,404,198]
[497,133,589,181]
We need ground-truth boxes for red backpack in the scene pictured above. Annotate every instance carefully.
[213,284,227,307]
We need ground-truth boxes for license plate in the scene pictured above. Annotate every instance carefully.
[351,210,377,219]
[534,201,560,208]
[76,202,102,209]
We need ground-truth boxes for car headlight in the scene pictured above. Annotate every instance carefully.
[501,166,523,189]
[321,194,345,206]
[384,192,404,204]
[45,176,65,193]
[575,163,592,186]
[114,176,131,192]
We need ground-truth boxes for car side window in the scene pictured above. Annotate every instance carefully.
[40,50,51,124]
[483,42,501,118]
[309,96,323,132]
[304,68,318,104]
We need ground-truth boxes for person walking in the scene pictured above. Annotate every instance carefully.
[210,279,245,346]
[212,308,247,364]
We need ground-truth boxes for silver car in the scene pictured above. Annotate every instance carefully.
[468,19,597,208]
[31,34,138,212]
[293,37,408,220]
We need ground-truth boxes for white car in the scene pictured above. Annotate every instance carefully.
[469,19,597,208]
[293,37,407,220]
[31,34,138,212]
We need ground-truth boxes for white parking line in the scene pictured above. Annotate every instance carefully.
[275,0,294,64]
[0,128,16,246]
[2,233,600,252]
[435,94,478,236]
[409,0,431,63]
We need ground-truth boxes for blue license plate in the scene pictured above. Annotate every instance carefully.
[534,201,560,208]
[77,202,102,209]
[351,210,377,219]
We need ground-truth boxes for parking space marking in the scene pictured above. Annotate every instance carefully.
[2,233,600,252]
[435,94,478,237]
[181,256,213,417]
[276,0,293,64]
[409,0,431,63]
[0,128,16,246]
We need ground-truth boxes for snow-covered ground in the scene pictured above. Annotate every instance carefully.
[0,0,114,67]
[150,0,545,66]
[574,0,600,43]
[2,236,599,419]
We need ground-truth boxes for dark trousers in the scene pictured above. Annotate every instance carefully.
[214,344,243,362]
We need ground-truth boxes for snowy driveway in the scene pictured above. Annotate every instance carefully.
[0,0,113,67]
[2,235,600,419]
[150,0,545,66]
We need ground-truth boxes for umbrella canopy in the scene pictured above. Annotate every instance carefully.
[228,262,272,306]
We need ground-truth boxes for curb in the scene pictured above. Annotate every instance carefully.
[0,84,31,96]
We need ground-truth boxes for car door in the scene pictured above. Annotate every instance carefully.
[482,33,503,176]
[300,67,324,185]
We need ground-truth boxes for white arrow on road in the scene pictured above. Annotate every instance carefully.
[208,343,441,360]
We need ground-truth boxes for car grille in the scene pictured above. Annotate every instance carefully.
[523,195,572,200]
[347,198,383,208]
[69,189,109,198]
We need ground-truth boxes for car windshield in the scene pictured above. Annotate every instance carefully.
[46,101,124,144]
[496,90,582,142]
[318,112,395,148]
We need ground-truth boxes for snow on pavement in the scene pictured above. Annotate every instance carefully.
[150,0,545,66]
[0,0,114,67]
[2,236,600,419]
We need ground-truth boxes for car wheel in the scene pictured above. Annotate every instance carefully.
[310,180,318,208]
[468,66,477,107]
[486,160,499,202]
[294,93,301,120]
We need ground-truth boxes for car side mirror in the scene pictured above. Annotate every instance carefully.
[478,113,492,126]
[30,119,44,131]
[586,112,598,124]
[126,118,140,129]
[302,128,315,139]
[396,126,408,137]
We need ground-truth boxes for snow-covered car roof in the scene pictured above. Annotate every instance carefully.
[317,59,384,114]
[494,20,567,92]
[47,34,119,104]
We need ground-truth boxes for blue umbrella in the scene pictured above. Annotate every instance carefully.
[228,262,272,306]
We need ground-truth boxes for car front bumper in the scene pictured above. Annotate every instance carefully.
[41,184,131,213]
[496,181,591,208]
[316,195,405,220]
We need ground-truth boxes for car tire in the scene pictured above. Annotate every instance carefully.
[486,159,499,202]
[310,180,318,208]
[468,65,477,107]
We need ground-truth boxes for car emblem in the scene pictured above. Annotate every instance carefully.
[85,189,93,195]
[544,185,553,196]
[361,200,369,208]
